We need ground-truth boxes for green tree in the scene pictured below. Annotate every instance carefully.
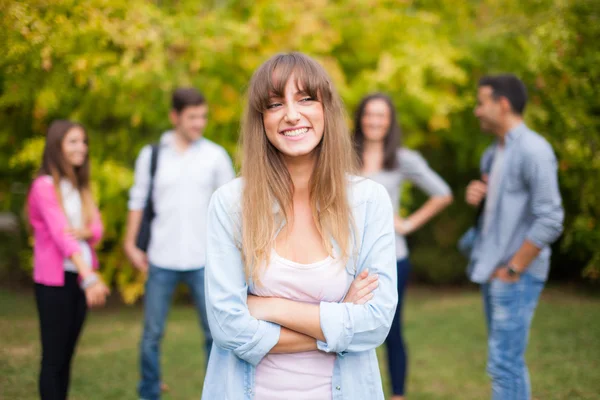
[2,0,597,302]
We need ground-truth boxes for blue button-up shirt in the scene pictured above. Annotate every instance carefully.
[468,123,564,283]
[202,176,398,400]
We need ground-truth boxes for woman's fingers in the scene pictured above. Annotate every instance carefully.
[347,275,378,304]
[353,273,378,292]
[355,277,379,300]
[354,292,375,305]
[344,270,378,303]
[85,285,108,308]
[349,270,369,290]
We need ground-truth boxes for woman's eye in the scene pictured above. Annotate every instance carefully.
[266,103,282,109]
[300,97,315,103]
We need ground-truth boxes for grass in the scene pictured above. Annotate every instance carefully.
[1,286,599,400]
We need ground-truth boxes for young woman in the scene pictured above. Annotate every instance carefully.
[353,93,453,399]
[27,120,109,399]
[202,53,398,400]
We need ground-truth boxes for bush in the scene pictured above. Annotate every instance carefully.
[2,0,597,302]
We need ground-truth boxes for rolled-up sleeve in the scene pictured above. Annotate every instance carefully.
[400,149,451,196]
[317,184,398,354]
[128,145,152,211]
[525,146,564,248]
[205,187,281,366]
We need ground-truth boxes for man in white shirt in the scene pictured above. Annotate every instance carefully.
[124,88,235,400]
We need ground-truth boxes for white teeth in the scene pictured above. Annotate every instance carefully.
[282,128,308,137]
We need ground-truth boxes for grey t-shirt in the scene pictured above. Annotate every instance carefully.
[365,148,451,260]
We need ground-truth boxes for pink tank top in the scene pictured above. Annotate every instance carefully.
[252,249,351,400]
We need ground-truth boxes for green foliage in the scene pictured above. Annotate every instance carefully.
[432,0,600,281]
[2,0,597,302]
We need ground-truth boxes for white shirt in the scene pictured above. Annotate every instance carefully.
[483,145,506,235]
[128,131,235,270]
[60,179,93,272]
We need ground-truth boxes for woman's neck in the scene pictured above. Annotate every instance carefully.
[363,139,385,155]
[360,139,385,174]
[284,154,315,195]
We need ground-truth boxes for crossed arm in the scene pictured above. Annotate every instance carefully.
[205,184,397,365]
[247,270,380,353]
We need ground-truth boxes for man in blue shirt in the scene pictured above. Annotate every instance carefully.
[465,75,564,399]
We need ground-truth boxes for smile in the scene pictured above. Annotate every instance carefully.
[280,127,308,137]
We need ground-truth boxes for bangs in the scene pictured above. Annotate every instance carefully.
[249,53,331,113]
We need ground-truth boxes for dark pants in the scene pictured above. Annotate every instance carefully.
[385,258,411,396]
[35,272,88,400]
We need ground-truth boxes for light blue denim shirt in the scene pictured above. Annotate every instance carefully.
[468,123,564,283]
[202,176,398,400]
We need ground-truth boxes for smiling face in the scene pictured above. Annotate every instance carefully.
[61,126,88,168]
[360,98,392,142]
[170,104,209,143]
[262,74,325,161]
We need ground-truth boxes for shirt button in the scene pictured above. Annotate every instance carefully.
[336,386,341,390]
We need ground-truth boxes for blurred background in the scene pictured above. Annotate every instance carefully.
[1,0,598,399]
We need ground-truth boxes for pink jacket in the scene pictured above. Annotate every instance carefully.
[28,176,103,286]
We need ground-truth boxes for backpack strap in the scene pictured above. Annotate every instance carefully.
[149,144,159,180]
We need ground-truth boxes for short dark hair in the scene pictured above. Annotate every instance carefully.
[172,87,206,113]
[478,74,528,115]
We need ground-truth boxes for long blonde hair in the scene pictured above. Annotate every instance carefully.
[240,52,356,282]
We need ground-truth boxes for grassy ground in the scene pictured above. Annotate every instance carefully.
[1,286,599,400]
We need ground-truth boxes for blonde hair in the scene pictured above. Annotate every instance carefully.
[240,52,356,282]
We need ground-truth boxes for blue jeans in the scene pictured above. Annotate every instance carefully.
[384,258,411,396]
[481,273,544,400]
[138,265,212,400]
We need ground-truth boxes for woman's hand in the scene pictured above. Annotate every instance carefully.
[343,269,379,305]
[246,268,380,328]
[394,216,414,236]
[85,280,110,308]
[65,227,92,241]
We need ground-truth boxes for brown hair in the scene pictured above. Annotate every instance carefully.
[478,74,528,115]
[37,120,95,226]
[240,52,356,282]
[353,93,401,170]
[172,87,206,113]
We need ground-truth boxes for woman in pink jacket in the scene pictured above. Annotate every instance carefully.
[27,120,109,400]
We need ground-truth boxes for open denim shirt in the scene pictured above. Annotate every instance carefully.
[466,123,564,283]
[202,176,398,400]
